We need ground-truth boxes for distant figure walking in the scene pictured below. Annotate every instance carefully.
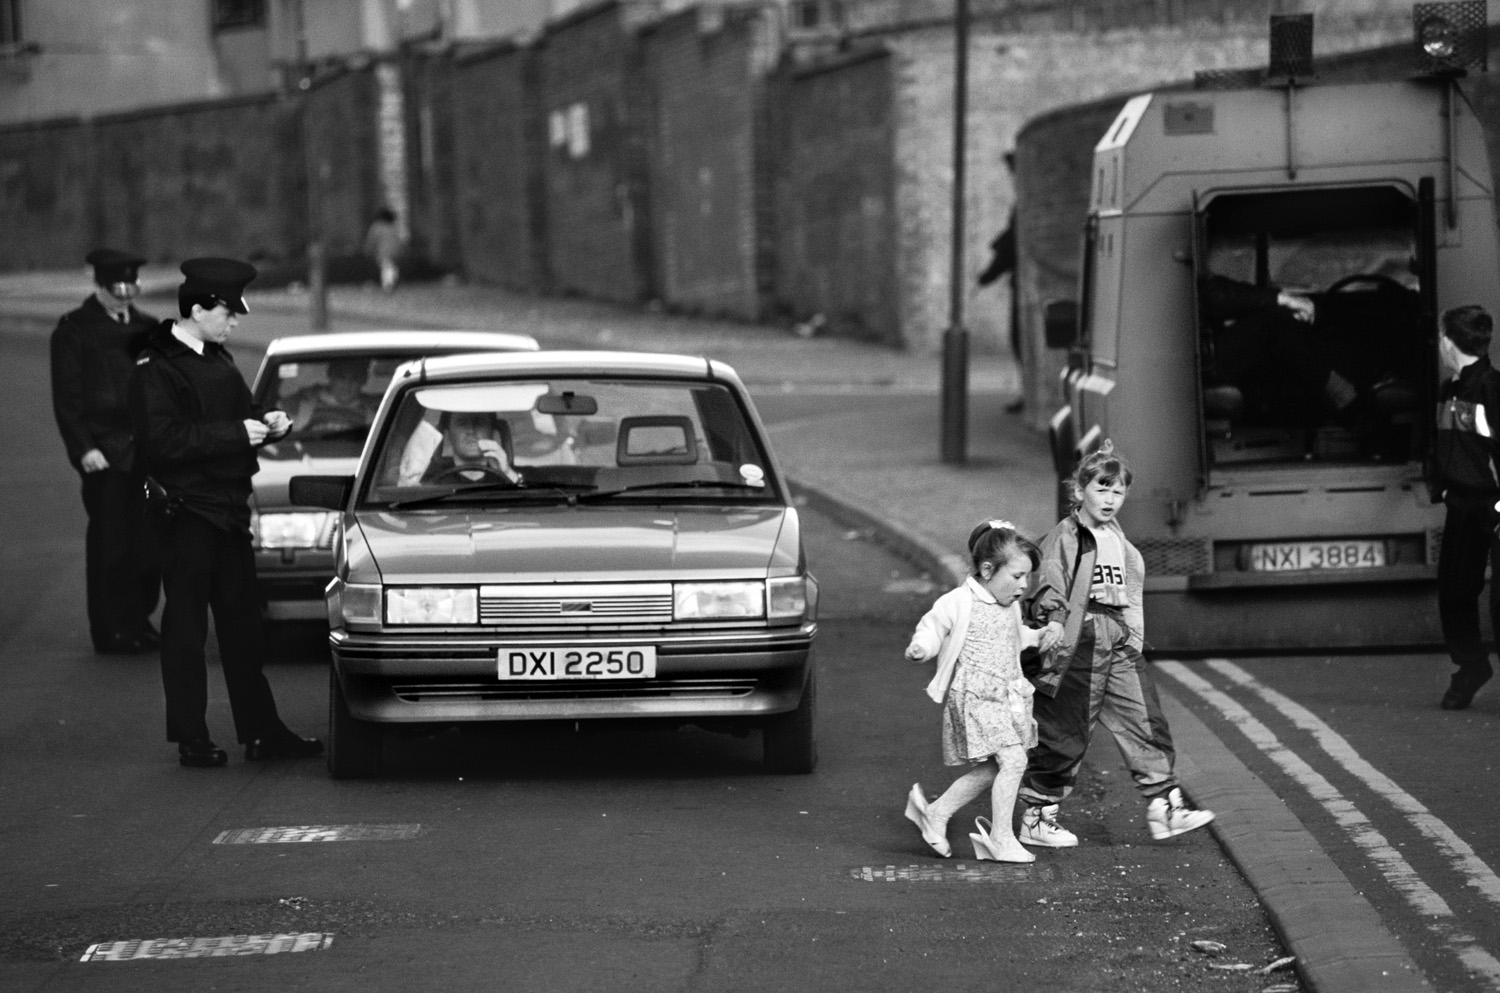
[363,208,403,292]
[902,520,1058,862]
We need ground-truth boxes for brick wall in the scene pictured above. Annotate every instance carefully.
[302,67,385,263]
[640,4,782,320]
[0,94,305,272]
[537,0,661,304]
[770,48,900,344]
[450,44,550,292]
[404,48,464,272]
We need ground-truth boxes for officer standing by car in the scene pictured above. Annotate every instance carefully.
[129,258,323,768]
[1433,304,1500,711]
[50,248,162,654]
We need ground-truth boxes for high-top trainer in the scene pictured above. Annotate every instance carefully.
[1018,803,1078,848]
[1146,787,1215,840]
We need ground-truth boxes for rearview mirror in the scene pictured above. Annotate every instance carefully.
[289,474,354,510]
[536,391,598,416]
[1043,299,1080,349]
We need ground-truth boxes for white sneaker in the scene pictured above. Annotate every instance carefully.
[1146,787,1215,840]
[1018,803,1079,848]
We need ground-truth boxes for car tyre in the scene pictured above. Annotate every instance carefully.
[763,668,818,774]
[328,667,383,779]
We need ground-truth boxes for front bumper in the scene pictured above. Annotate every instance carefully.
[330,623,816,723]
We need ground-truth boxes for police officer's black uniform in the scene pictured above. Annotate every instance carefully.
[50,249,161,653]
[1433,348,1500,709]
[129,258,323,768]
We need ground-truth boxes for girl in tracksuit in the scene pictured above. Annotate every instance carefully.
[1019,442,1214,846]
[901,521,1051,862]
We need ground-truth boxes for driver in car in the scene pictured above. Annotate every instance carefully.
[418,410,523,485]
[286,358,375,433]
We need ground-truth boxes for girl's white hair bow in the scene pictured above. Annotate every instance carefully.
[987,519,1014,531]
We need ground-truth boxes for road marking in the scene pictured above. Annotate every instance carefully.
[212,823,422,844]
[1206,659,1500,910]
[851,863,1056,883]
[1158,662,1500,985]
[81,933,333,961]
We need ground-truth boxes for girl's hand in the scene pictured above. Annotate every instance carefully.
[904,643,928,662]
[1038,621,1064,652]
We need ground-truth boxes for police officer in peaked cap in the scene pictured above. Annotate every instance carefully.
[50,248,162,654]
[129,257,323,768]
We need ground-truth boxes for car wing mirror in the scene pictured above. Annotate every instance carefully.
[1043,299,1080,349]
[289,474,354,510]
[536,391,598,416]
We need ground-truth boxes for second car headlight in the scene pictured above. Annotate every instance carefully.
[386,587,479,625]
[673,581,765,620]
[255,511,336,549]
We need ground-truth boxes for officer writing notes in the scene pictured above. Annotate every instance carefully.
[129,258,323,768]
[50,248,162,654]
[1433,304,1500,711]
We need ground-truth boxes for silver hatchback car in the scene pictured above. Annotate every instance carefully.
[291,351,819,777]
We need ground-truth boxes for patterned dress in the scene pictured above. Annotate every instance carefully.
[941,598,1038,765]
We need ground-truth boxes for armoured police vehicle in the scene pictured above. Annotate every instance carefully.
[1046,5,1500,651]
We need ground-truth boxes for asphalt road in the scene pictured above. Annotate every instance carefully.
[0,314,1295,992]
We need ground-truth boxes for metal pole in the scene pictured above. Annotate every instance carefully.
[940,0,971,464]
[308,241,329,331]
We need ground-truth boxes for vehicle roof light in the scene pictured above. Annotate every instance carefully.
[1413,1,1488,75]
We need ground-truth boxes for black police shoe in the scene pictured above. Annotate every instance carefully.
[179,738,229,768]
[95,632,150,655]
[245,730,325,761]
[1440,668,1493,711]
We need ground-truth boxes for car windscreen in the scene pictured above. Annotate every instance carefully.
[360,377,778,507]
[256,355,410,460]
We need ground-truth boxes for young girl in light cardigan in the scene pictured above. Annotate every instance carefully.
[902,521,1063,861]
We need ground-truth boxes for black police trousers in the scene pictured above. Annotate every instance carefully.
[80,469,159,646]
[1437,488,1500,680]
[157,511,283,744]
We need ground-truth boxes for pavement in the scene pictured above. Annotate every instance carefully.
[0,269,1428,993]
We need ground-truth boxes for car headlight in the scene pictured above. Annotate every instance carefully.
[254,511,336,549]
[386,587,479,625]
[767,576,811,620]
[673,581,765,620]
[339,583,382,626]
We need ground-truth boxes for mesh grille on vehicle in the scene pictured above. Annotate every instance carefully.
[1135,537,1211,577]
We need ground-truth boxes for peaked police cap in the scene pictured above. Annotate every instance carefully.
[85,248,146,285]
[180,257,256,315]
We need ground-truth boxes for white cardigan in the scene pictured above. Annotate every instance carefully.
[906,577,1042,703]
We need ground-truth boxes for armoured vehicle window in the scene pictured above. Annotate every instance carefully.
[1197,185,1423,467]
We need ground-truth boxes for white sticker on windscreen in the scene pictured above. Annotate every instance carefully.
[740,464,765,487]
[278,363,299,378]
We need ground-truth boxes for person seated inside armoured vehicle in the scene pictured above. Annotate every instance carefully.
[1199,272,1421,461]
[285,357,378,436]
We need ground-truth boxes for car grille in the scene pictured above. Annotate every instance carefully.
[479,583,675,626]
[390,677,758,703]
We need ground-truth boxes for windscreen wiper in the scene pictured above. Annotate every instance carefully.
[388,481,592,510]
[578,479,767,502]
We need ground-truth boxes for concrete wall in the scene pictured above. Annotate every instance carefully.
[403,48,463,271]
[536,0,660,304]
[449,44,550,291]
[640,3,782,320]
[770,48,900,344]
